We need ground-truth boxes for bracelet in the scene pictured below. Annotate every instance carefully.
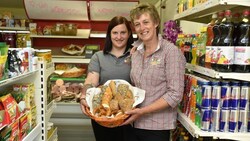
[83,83,94,90]
[80,97,85,100]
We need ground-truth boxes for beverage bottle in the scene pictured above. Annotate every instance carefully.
[191,34,199,65]
[234,9,250,73]
[205,13,217,69]
[216,10,234,72]
[184,34,192,63]
[197,27,207,67]
[211,11,224,71]
[232,12,241,46]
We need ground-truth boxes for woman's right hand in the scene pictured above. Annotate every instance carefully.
[80,96,89,116]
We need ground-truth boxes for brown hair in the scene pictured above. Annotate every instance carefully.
[130,3,160,34]
[103,16,134,54]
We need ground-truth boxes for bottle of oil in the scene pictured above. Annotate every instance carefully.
[234,9,250,72]
[216,10,234,72]
[211,11,224,71]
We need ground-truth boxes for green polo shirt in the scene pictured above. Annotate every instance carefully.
[88,51,131,85]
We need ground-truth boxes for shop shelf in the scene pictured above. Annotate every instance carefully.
[177,110,250,141]
[174,0,250,22]
[46,100,56,121]
[186,63,250,81]
[30,29,91,39]
[22,123,42,141]
[0,70,38,88]
[48,127,58,141]
[52,57,90,64]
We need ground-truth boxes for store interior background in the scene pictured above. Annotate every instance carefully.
[0,0,205,34]
[0,0,205,141]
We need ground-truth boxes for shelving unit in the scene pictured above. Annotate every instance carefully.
[35,60,56,141]
[186,63,250,81]
[174,0,250,23]
[52,57,90,64]
[178,110,250,141]
[175,0,250,140]
[0,60,56,141]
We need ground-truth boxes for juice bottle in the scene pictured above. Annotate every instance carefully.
[217,10,234,72]
[197,27,207,67]
[191,34,198,65]
[211,11,224,71]
[205,13,217,68]
[234,9,250,73]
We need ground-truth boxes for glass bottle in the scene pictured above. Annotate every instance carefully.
[234,9,250,73]
[206,13,217,68]
[216,10,234,72]
[211,11,224,71]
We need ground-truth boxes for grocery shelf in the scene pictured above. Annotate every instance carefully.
[0,70,38,88]
[22,123,42,141]
[186,63,250,81]
[177,110,250,141]
[52,57,91,64]
[0,27,29,32]
[48,127,58,141]
[30,29,91,39]
[174,0,250,21]
[90,31,138,38]
[46,100,56,120]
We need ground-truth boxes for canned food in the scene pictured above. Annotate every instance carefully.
[36,49,52,63]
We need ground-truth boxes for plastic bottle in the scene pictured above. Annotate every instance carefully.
[234,9,250,73]
[216,10,234,72]
[232,12,241,46]
[197,27,207,67]
[206,13,217,69]
[211,11,224,71]
[191,34,199,65]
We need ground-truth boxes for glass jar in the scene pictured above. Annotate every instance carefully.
[51,23,64,35]
[64,23,77,36]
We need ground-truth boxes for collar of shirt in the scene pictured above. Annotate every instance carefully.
[132,35,163,54]
[107,49,131,58]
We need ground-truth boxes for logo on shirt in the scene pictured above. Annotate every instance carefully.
[150,57,161,65]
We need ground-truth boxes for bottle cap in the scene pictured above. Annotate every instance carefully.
[212,13,217,19]
[243,9,250,16]
[225,10,232,16]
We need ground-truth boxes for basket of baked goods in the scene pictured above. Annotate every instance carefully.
[85,80,145,128]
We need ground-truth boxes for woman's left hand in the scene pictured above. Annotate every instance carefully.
[120,108,144,126]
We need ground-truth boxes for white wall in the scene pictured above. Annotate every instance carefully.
[160,0,206,34]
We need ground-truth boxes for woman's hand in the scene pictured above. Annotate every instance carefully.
[120,108,144,126]
[80,95,90,116]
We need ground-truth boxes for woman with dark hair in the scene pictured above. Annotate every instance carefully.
[80,16,134,141]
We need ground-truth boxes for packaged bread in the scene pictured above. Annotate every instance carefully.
[61,67,85,78]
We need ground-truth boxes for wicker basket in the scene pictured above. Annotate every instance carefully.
[85,106,129,128]
[85,79,145,128]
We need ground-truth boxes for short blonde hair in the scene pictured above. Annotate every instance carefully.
[130,3,160,34]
